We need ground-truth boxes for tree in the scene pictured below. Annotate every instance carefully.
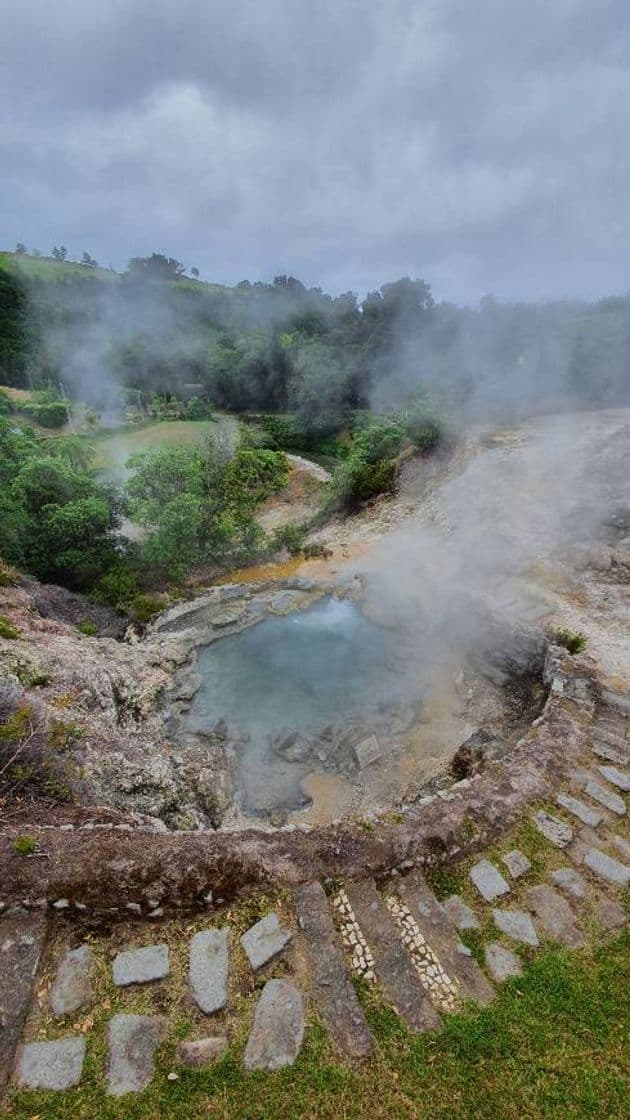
[125,253,186,282]
[191,267,200,279]
[81,252,98,268]
[51,245,68,261]
[14,243,26,255]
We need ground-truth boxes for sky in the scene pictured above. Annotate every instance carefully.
[2,0,629,303]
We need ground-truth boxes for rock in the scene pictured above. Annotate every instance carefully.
[443,895,480,931]
[469,859,510,902]
[240,913,292,970]
[178,1036,228,1067]
[584,780,626,816]
[598,765,630,792]
[584,848,630,886]
[296,881,373,1059]
[13,1037,85,1090]
[50,944,94,1016]
[0,914,47,1090]
[596,896,627,930]
[484,943,522,982]
[243,980,305,1071]
[524,885,584,947]
[106,1014,168,1096]
[556,793,603,828]
[112,944,170,987]
[608,833,630,861]
[549,868,587,901]
[189,928,229,1014]
[492,909,539,947]
[353,735,382,769]
[592,742,628,765]
[273,730,313,763]
[502,850,531,879]
[533,810,573,847]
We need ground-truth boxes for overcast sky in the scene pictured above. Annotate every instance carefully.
[2,0,629,303]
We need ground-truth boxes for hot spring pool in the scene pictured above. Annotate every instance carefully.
[183,597,429,817]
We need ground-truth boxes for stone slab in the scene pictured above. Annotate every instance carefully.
[601,690,630,716]
[106,1013,168,1096]
[592,743,627,765]
[178,1037,228,1067]
[492,909,539,947]
[592,727,629,754]
[0,914,47,1090]
[398,872,494,1005]
[189,928,229,1014]
[549,867,587,901]
[533,810,573,847]
[484,943,522,982]
[345,879,441,1032]
[556,793,603,829]
[354,735,382,769]
[296,881,373,1058]
[596,897,627,930]
[113,944,170,987]
[598,765,630,792]
[584,780,626,816]
[243,979,304,1071]
[608,833,630,861]
[469,859,510,902]
[524,885,584,947]
[240,913,292,971]
[584,848,630,886]
[13,1037,85,1091]
[50,944,94,1017]
[502,850,531,879]
[443,895,480,931]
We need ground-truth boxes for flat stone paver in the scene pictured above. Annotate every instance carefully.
[502,850,531,879]
[243,979,304,1071]
[484,943,522,982]
[0,914,47,1090]
[443,895,480,931]
[50,944,94,1017]
[178,1037,228,1067]
[296,881,373,1058]
[113,944,169,987]
[556,793,603,828]
[240,913,292,971]
[469,859,510,902]
[492,909,539,947]
[13,1037,85,1091]
[598,765,630,792]
[584,848,630,886]
[549,868,587,901]
[524,885,585,948]
[592,727,629,753]
[533,811,573,847]
[189,929,229,1014]
[584,780,626,815]
[106,1014,168,1096]
[354,735,382,768]
[345,879,441,1031]
[398,872,494,1005]
[592,743,627,765]
[597,896,627,930]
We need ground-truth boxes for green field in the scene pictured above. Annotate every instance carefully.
[93,417,239,480]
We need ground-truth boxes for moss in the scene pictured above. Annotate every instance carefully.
[76,620,98,636]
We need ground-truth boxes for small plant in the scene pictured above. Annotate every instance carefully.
[76,620,98,636]
[0,558,19,586]
[271,524,305,556]
[0,615,20,640]
[554,628,588,655]
[13,835,38,855]
[130,593,166,625]
[47,718,83,752]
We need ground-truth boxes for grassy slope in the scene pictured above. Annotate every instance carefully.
[3,932,628,1120]
[93,416,239,480]
[0,251,233,297]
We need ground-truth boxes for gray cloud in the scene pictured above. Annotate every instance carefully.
[2,0,629,301]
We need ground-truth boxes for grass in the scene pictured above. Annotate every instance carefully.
[2,931,628,1120]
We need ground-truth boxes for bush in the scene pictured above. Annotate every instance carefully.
[23,391,70,429]
[129,593,167,625]
[14,835,38,855]
[0,615,20,639]
[326,418,404,512]
[0,559,19,586]
[554,628,588,654]
[76,620,98,636]
[271,524,306,555]
[185,395,214,420]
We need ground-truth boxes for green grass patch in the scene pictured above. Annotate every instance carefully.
[3,932,628,1119]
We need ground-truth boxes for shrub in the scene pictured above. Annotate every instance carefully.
[23,392,70,429]
[554,628,588,654]
[0,615,20,639]
[0,559,19,586]
[76,620,98,636]
[14,835,37,855]
[129,593,167,625]
[271,524,305,555]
